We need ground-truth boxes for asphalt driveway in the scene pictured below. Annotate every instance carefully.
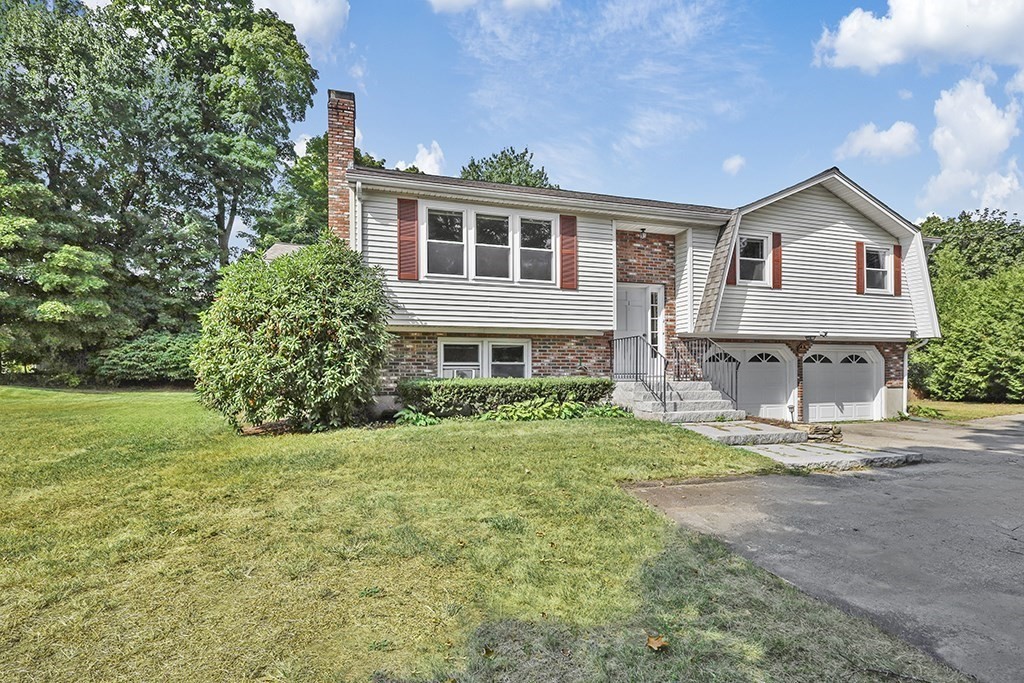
[634,415,1024,683]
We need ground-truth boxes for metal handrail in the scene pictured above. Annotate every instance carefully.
[610,335,669,410]
[674,338,740,404]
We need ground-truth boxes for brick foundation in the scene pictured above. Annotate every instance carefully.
[381,331,613,393]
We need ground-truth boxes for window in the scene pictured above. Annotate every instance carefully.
[440,342,480,378]
[738,236,767,283]
[708,351,739,363]
[475,214,510,278]
[649,291,660,354]
[841,353,869,364]
[804,353,832,364]
[750,352,781,363]
[865,247,889,291]
[490,343,527,377]
[427,209,465,276]
[438,340,531,379]
[519,218,554,281]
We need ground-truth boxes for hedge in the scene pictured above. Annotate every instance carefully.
[93,332,199,386]
[397,377,615,417]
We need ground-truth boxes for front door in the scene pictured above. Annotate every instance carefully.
[614,284,663,377]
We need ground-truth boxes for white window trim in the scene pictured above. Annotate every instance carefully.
[736,232,771,286]
[424,206,468,278]
[436,338,533,379]
[419,200,560,286]
[864,245,892,295]
[473,213,513,282]
[518,216,556,283]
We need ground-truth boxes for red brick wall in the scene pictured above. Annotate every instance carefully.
[875,342,907,388]
[327,90,355,242]
[381,331,613,393]
[615,230,676,337]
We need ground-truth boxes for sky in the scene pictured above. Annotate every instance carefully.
[260,0,1024,223]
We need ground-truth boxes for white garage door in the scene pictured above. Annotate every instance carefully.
[804,349,880,422]
[714,346,795,421]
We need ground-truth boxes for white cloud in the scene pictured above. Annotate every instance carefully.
[397,141,446,175]
[428,0,479,11]
[355,126,364,147]
[722,154,746,175]
[614,109,699,153]
[921,74,1022,211]
[835,121,919,161]
[255,0,350,51]
[503,0,557,9]
[597,0,722,47]
[898,88,913,100]
[293,134,312,157]
[815,1,1024,73]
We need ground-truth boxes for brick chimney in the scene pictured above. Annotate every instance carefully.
[327,89,356,241]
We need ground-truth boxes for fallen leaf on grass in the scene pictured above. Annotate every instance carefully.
[646,634,669,652]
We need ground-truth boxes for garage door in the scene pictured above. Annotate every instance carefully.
[804,349,880,422]
[713,346,795,421]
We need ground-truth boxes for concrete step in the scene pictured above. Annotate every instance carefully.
[643,411,749,421]
[632,399,736,413]
[676,420,809,445]
[666,381,713,392]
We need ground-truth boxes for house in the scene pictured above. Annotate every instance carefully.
[323,89,940,423]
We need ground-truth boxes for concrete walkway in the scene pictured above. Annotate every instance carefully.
[635,414,1024,682]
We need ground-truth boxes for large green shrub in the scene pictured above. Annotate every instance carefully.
[192,235,392,430]
[93,332,199,385]
[397,377,615,417]
[912,250,1024,402]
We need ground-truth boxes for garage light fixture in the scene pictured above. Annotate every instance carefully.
[639,228,647,240]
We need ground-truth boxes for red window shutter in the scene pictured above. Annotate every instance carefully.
[893,243,903,296]
[771,232,782,289]
[559,215,578,290]
[726,245,737,285]
[397,198,418,281]
[855,241,865,294]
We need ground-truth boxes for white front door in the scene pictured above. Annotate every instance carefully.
[614,284,663,377]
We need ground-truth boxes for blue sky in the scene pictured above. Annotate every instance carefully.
[263,0,1024,223]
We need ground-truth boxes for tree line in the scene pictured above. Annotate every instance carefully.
[0,0,555,381]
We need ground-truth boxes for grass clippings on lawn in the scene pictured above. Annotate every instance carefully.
[0,387,966,682]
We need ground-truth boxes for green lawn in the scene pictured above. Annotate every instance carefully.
[911,398,1024,421]
[1,387,965,682]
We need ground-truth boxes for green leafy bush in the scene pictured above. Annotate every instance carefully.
[908,404,943,419]
[92,332,199,385]
[192,235,392,430]
[397,377,615,417]
[479,398,632,422]
[911,251,1024,402]
[394,407,441,427]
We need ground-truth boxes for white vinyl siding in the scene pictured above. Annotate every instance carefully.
[714,185,917,339]
[674,231,690,334]
[689,227,718,329]
[361,191,615,331]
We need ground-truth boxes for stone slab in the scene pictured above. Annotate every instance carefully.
[676,420,809,445]
[747,442,922,470]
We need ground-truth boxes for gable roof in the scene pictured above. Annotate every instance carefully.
[347,166,732,225]
[694,167,934,335]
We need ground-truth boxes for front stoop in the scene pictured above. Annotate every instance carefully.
[747,442,923,470]
[614,381,746,424]
[677,420,808,445]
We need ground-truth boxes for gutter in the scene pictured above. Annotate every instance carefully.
[346,171,730,227]
[903,338,930,414]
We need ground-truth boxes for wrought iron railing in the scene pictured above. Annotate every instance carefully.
[610,335,668,410]
[674,338,740,404]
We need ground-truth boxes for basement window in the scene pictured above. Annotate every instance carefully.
[438,339,532,379]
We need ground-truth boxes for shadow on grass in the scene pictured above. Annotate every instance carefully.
[374,530,963,683]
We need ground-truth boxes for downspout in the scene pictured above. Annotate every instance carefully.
[353,180,363,254]
[903,338,929,413]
